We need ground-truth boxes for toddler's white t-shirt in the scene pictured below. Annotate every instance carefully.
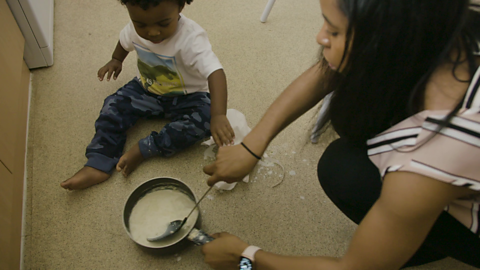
[119,14,223,96]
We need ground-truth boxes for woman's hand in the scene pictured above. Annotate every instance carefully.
[210,114,235,147]
[97,58,123,81]
[201,232,249,270]
[203,144,260,186]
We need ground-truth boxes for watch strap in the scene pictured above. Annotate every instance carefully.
[241,245,262,262]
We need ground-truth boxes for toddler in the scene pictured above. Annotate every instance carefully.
[62,0,234,190]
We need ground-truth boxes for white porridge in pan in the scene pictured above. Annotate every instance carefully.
[128,188,199,248]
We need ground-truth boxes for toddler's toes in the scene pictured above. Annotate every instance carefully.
[116,157,126,172]
[121,165,130,177]
[123,166,132,177]
[60,180,72,190]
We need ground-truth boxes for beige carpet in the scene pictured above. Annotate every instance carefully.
[23,0,475,269]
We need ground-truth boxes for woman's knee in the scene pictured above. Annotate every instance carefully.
[317,138,382,218]
[318,138,379,180]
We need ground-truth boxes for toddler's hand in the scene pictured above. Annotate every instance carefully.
[97,59,123,81]
[210,115,235,147]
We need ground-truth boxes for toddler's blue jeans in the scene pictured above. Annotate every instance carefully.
[85,78,211,173]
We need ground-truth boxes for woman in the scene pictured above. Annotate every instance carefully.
[201,0,480,269]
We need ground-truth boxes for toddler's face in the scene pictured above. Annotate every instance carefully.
[126,1,183,44]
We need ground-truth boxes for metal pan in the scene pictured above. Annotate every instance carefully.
[123,177,213,255]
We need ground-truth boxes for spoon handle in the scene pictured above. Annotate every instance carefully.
[185,185,214,219]
[187,228,215,246]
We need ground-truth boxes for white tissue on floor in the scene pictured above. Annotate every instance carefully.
[203,145,216,160]
[214,181,238,190]
[202,109,252,190]
[201,109,288,190]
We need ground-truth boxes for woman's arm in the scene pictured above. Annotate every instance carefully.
[202,172,476,269]
[242,62,329,157]
[204,62,330,185]
[337,172,475,270]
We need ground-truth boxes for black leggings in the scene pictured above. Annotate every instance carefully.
[317,138,480,268]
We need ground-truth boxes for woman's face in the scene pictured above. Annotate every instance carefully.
[317,0,349,71]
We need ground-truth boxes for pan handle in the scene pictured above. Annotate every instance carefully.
[187,228,214,246]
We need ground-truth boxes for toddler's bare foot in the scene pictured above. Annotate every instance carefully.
[61,166,110,190]
[116,143,145,177]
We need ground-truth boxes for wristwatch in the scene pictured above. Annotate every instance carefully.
[239,246,261,270]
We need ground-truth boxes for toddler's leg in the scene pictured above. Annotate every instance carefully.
[62,79,162,190]
[136,92,211,159]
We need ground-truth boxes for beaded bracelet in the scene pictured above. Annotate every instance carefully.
[240,142,261,160]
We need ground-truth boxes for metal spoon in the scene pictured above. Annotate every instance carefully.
[147,185,214,242]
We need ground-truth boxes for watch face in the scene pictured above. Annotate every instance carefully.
[239,257,253,270]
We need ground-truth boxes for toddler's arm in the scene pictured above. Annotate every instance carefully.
[208,69,235,147]
[98,41,129,81]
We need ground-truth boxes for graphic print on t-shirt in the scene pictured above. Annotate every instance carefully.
[134,43,186,96]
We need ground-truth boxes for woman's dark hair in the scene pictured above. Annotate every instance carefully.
[322,0,480,145]
[120,0,193,10]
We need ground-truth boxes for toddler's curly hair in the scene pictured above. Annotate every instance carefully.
[120,0,193,10]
